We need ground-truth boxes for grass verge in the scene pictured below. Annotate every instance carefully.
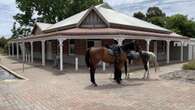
[183,61,195,70]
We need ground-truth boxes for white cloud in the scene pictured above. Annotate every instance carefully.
[0,0,18,38]
[104,0,148,6]
[112,0,195,19]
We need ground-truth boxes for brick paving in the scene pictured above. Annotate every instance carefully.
[0,55,195,110]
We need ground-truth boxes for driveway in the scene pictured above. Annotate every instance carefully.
[0,55,195,110]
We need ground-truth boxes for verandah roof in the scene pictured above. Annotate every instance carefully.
[14,28,188,42]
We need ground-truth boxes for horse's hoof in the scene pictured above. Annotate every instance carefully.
[116,80,121,84]
[91,83,98,87]
[93,83,98,87]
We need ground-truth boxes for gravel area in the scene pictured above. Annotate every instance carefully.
[160,70,195,84]
[1,55,195,110]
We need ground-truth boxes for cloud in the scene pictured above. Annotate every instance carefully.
[104,0,148,6]
[0,0,18,38]
[111,0,195,19]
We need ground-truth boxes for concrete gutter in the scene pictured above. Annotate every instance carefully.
[0,64,28,80]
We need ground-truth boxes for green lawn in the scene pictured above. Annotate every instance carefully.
[183,61,195,70]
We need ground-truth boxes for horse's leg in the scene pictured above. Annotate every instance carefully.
[146,62,150,80]
[124,61,128,79]
[90,66,97,86]
[116,68,122,84]
[147,62,150,79]
[143,63,148,79]
[114,63,117,80]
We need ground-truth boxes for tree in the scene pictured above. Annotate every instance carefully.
[133,6,195,38]
[149,16,166,27]
[145,7,166,26]
[146,6,166,19]
[11,22,17,38]
[133,11,146,21]
[165,14,195,37]
[0,37,7,48]
[13,0,103,37]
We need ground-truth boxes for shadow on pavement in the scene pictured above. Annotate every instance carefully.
[124,78,160,82]
[85,82,144,90]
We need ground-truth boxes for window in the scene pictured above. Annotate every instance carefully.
[87,40,94,48]
[87,40,102,48]
[69,39,75,55]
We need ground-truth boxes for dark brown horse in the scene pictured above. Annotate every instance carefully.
[85,42,136,86]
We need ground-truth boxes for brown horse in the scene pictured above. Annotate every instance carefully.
[85,42,136,86]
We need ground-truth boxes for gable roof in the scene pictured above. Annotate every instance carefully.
[45,10,87,31]
[35,22,52,31]
[43,3,171,34]
[77,6,110,28]
[31,22,52,34]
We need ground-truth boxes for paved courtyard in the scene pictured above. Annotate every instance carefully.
[0,54,195,110]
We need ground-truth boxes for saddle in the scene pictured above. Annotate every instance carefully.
[107,46,122,56]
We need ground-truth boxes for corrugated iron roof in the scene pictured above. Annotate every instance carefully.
[36,22,52,31]
[43,3,171,33]
[97,7,170,32]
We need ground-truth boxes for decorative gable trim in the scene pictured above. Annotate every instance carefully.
[77,6,110,28]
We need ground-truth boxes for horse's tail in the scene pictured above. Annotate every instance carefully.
[85,48,91,68]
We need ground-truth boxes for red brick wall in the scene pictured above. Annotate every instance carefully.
[75,39,86,55]
[51,40,57,54]
[102,39,113,46]
[63,40,68,54]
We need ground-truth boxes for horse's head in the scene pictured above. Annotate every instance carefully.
[121,40,137,52]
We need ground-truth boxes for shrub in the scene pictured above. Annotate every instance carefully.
[183,61,195,70]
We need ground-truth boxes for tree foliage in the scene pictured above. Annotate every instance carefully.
[12,0,103,37]
[146,7,166,19]
[133,6,195,38]
[0,37,7,48]
[133,11,146,21]
[165,14,195,37]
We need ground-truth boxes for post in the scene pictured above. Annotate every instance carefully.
[22,42,25,62]
[114,38,124,46]
[8,43,10,56]
[154,41,157,56]
[146,39,151,51]
[58,39,64,71]
[30,41,34,63]
[25,53,28,62]
[16,42,19,59]
[102,62,106,72]
[75,57,78,71]
[41,40,45,66]
[181,41,184,62]
[12,42,14,56]
[166,40,170,64]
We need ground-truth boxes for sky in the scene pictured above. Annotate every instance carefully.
[0,0,195,38]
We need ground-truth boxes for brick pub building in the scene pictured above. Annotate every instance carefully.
[9,3,194,71]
